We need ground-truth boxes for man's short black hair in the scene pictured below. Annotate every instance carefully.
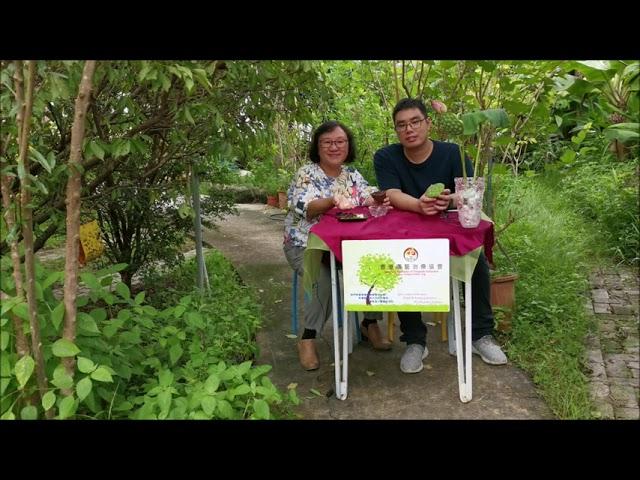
[309,120,356,164]
[392,98,429,124]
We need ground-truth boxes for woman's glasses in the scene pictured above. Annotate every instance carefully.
[319,139,348,149]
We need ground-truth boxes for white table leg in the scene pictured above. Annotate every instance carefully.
[330,251,348,400]
[452,278,473,403]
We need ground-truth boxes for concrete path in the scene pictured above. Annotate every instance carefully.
[203,204,553,419]
[585,267,639,419]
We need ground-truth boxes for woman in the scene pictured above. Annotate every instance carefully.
[283,120,392,371]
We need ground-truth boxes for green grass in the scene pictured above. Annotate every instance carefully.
[493,174,599,419]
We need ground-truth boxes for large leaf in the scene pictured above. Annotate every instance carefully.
[201,396,217,416]
[52,339,81,357]
[52,366,74,390]
[90,366,113,383]
[89,141,105,160]
[169,344,183,366]
[14,355,35,388]
[158,370,174,387]
[76,377,93,401]
[481,109,510,128]
[42,391,56,411]
[20,405,38,420]
[0,296,22,315]
[77,356,97,374]
[78,312,101,335]
[604,123,639,144]
[51,302,65,331]
[252,399,270,419]
[58,395,76,419]
[461,109,509,135]
[115,282,130,300]
[576,60,612,71]
[157,391,172,419]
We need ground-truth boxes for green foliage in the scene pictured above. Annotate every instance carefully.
[0,250,297,419]
[552,159,639,264]
[493,175,597,418]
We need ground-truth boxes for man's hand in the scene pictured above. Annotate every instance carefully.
[418,188,452,216]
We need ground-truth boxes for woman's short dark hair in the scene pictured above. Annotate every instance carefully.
[392,98,429,124]
[309,120,356,164]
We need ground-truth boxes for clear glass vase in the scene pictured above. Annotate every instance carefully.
[454,177,485,228]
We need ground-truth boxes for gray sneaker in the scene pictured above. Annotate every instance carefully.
[472,335,507,365]
[400,344,429,373]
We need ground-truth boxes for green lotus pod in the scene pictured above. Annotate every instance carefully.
[438,113,463,136]
[424,183,445,198]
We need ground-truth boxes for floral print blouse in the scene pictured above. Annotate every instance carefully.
[283,163,375,248]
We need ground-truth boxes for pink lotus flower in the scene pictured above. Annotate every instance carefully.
[430,100,447,114]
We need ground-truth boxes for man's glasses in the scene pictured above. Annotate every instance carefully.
[319,139,348,149]
[394,118,426,132]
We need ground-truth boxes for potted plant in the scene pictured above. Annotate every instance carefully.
[432,100,518,331]
[275,168,291,210]
[490,212,521,332]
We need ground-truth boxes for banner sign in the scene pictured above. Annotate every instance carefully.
[342,239,450,312]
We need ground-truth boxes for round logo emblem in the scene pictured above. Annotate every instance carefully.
[403,247,418,262]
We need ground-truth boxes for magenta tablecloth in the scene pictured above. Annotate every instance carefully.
[309,207,494,265]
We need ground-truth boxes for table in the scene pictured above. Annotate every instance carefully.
[304,207,494,403]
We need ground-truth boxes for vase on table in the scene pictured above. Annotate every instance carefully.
[454,177,485,228]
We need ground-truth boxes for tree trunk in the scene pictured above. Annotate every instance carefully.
[0,178,30,358]
[0,64,30,358]
[16,60,52,417]
[61,60,97,397]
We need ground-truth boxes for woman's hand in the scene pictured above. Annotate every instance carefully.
[333,193,355,210]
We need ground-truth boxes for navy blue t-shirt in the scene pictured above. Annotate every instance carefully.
[373,140,474,199]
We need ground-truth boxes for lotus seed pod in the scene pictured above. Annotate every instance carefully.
[424,183,445,198]
[438,113,463,136]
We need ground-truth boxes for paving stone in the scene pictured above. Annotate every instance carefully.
[609,377,639,388]
[585,347,604,365]
[602,339,624,354]
[594,303,611,314]
[622,336,639,349]
[612,305,636,315]
[614,407,639,420]
[611,314,639,326]
[607,292,627,304]
[604,355,633,377]
[589,381,610,399]
[624,359,639,370]
[592,402,615,419]
[608,353,640,363]
[591,289,609,302]
[603,279,624,289]
[609,385,638,407]
[620,326,639,337]
[597,321,618,333]
[589,274,604,287]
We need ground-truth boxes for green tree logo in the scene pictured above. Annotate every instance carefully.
[357,254,401,305]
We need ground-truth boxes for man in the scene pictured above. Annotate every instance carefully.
[373,97,507,374]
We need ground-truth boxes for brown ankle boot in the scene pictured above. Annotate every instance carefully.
[361,322,392,350]
[297,339,319,370]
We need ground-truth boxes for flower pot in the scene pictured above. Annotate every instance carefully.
[266,195,278,207]
[490,273,518,332]
[278,191,288,209]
